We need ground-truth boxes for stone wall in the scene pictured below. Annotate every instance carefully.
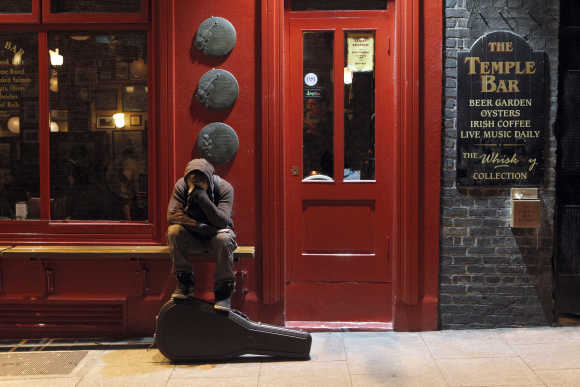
[441,0,560,329]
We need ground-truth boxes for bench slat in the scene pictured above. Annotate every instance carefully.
[1,245,255,259]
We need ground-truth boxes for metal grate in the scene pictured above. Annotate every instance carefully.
[0,302,125,328]
[0,337,154,352]
[0,351,87,376]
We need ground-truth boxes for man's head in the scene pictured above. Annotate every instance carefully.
[186,170,209,192]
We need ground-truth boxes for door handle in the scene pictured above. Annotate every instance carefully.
[290,165,299,176]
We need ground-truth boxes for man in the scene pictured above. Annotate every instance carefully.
[167,158,237,310]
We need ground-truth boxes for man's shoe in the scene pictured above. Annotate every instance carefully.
[213,280,235,310]
[214,297,231,311]
[172,272,195,299]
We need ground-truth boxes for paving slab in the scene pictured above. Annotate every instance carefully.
[436,357,543,386]
[259,360,350,387]
[421,329,516,358]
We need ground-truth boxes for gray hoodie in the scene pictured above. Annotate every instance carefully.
[167,159,234,236]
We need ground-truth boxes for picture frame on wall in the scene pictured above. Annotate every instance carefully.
[95,89,118,110]
[130,113,143,128]
[115,61,129,80]
[98,59,114,81]
[96,115,115,129]
[50,109,68,121]
[21,130,37,143]
[0,143,10,167]
[113,130,143,160]
[122,85,147,112]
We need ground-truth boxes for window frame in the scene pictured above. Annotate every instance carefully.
[0,0,160,244]
[43,0,149,24]
[0,0,40,24]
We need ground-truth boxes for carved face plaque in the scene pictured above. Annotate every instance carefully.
[194,16,237,57]
[196,122,239,164]
[195,69,239,110]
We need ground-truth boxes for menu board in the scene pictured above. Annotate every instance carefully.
[457,31,547,186]
[0,35,36,136]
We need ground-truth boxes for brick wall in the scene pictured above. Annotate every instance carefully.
[441,0,560,329]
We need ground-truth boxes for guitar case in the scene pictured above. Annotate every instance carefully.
[154,298,312,362]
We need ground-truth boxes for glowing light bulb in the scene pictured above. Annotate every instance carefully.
[49,48,63,66]
[113,113,125,128]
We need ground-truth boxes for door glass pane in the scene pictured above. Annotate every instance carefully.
[48,32,148,221]
[0,1,33,13]
[303,31,333,181]
[0,32,39,220]
[292,0,386,11]
[51,0,140,13]
[344,31,375,181]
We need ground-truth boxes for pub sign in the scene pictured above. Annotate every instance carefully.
[457,31,547,186]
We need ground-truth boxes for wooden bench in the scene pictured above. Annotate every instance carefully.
[0,245,255,260]
[0,245,254,297]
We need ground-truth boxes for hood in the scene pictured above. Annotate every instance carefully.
[184,158,216,200]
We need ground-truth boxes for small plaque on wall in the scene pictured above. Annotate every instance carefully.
[456,31,547,187]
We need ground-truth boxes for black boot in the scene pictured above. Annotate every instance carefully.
[213,280,235,310]
[172,272,195,299]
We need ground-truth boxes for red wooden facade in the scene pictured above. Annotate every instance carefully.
[0,0,442,336]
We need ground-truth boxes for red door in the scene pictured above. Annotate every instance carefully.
[284,10,396,323]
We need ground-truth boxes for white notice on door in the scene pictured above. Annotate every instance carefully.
[347,32,374,72]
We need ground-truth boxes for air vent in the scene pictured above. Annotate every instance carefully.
[0,302,125,329]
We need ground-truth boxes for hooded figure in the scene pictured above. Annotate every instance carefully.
[167,158,237,310]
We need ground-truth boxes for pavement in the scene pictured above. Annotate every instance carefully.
[1,326,580,386]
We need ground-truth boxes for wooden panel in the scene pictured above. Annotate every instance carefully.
[286,282,392,321]
[302,200,374,253]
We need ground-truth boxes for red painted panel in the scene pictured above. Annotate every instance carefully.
[172,0,257,247]
[0,259,44,297]
[302,200,375,253]
[286,282,392,321]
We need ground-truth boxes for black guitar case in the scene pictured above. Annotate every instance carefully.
[154,298,312,362]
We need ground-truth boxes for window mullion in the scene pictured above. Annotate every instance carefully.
[38,30,50,220]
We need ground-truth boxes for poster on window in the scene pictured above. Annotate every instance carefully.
[347,32,374,72]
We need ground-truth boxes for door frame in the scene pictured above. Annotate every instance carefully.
[259,0,442,330]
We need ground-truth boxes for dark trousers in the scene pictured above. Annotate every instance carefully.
[167,224,237,283]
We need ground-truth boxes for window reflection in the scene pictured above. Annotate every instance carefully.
[344,31,375,181]
[292,0,387,11]
[48,32,148,221]
[0,1,33,13]
[303,31,334,180]
[51,0,140,13]
[0,33,39,220]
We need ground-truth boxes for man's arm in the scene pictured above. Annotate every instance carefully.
[191,179,233,229]
[167,180,217,236]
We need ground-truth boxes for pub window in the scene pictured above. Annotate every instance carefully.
[50,0,141,13]
[0,1,152,235]
[0,1,33,13]
[290,0,387,11]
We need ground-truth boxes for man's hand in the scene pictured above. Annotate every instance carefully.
[197,222,218,237]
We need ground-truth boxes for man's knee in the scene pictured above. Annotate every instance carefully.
[167,224,188,244]
[211,231,236,251]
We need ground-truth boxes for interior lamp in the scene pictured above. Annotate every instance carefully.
[344,67,353,85]
[7,116,20,134]
[113,113,125,128]
[50,121,59,133]
[49,48,63,66]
